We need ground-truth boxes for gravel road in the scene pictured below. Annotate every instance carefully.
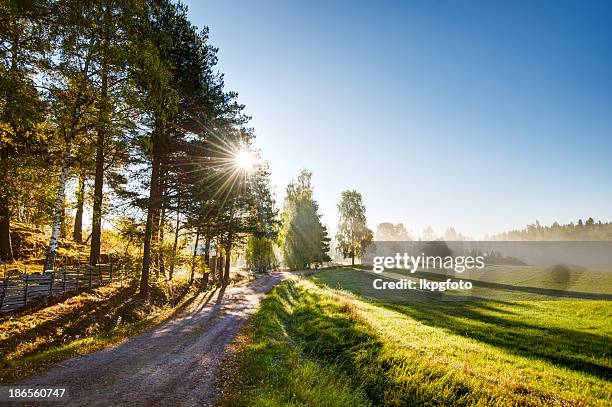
[17,272,288,407]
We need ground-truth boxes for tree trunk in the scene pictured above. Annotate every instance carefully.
[202,268,209,289]
[89,120,104,266]
[158,210,165,280]
[151,209,159,271]
[73,171,85,242]
[89,68,108,266]
[169,202,180,280]
[201,232,210,289]
[203,234,210,271]
[89,5,111,266]
[223,231,234,284]
[209,248,216,284]
[59,200,67,239]
[202,228,210,290]
[217,255,224,285]
[223,249,231,285]
[223,207,235,285]
[140,122,163,298]
[217,235,224,284]
[0,195,12,262]
[44,153,71,271]
[151,167,165,275]
[189,229,199,285]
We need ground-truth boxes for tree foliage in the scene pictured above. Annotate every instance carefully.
[490,218,612,241]
[0,0,276,297]
[336,190,372,265]
[375,222,411,241]
[245,236,277,272]
[279,170,329,270]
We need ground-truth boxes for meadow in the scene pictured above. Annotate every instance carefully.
[218,268,612,406]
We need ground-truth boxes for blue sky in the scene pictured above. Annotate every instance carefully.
[184,0,612,238]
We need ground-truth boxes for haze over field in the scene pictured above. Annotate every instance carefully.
[184,0,612,237]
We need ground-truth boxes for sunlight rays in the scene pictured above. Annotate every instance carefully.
[235,149,256,171]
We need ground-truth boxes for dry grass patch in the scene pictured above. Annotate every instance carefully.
[0,276,197,383]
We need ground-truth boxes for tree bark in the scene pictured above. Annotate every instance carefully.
[73,171,85,242]
[217,235,224,284]
[217,255,224,285]
[190,229,199,285]
[89,115,105,266]
[203,234,210,271]
[59,203,67,239]
[0,195,12,262]
[151,167,164,274]
[44,153,71,271]
[201,232,210,289]
[223,248,231,285]
[89,49,108,266]
[157,175,167,280]
[223,230,234,284]
[169,201,180,280]
[210,249,217,284]
[140,121,163,297]
[0,150,11,261]
[89,3,112,266]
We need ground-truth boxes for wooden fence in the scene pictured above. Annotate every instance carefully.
[0,264,124,313]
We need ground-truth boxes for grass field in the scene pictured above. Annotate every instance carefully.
[218,269,612,406]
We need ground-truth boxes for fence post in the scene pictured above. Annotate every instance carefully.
[63,269,66,294]
[24,274,29,305]
[98,263,102,286]
[110,262,113,281]
[89,265,92,288]
[77,264,82,289]
[48,271,54,296]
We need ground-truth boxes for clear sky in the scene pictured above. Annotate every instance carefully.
[183,0,612,238]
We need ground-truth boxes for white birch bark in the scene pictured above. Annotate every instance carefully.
[44,151,71,271]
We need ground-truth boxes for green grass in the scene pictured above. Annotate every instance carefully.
[218,269,612,406]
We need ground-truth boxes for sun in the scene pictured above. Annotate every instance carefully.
[235,149,256,171]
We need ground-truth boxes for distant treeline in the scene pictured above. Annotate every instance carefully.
[375,218,612,241]
[489,218,612,241]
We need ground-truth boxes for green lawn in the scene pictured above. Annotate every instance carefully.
[217,269,611,406]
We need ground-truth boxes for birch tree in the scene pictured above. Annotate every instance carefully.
[336,190,373,266]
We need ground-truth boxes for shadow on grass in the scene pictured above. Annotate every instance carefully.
[0,278,209,363]
[383,301,612,380]
[409,269,612,301]
[328,266,611,301]
[237,279,488,407]
[311,272,611,380]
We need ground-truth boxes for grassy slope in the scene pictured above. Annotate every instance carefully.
[3,222,95,275]
[0,276,198,383]
[218,270,611,406]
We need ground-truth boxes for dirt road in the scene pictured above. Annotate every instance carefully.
[17,272,288,407]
